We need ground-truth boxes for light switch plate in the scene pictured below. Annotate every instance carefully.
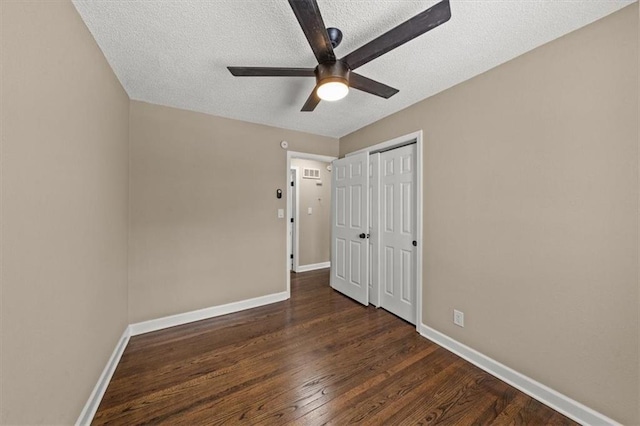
[277,209,284,218]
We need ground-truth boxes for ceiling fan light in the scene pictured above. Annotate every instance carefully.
[317,80,349,101]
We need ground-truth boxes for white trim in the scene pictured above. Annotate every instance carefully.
[287,168,293,274]
[290,166,300,272]
[342,131,424,329]
[288,152,337,163]
[415,132,424,329]
[293,166,300,272]
[419,324,620,426]
[76,327,131,426]
[346,131,422,157]
[286,151,338,297]
[129,291,288,336]
[295,261,331,273]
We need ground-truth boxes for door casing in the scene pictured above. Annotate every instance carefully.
[289,167,299,271]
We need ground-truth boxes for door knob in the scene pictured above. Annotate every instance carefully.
[359,233,366,239]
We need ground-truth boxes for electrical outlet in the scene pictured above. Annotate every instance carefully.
[453,309,464,327]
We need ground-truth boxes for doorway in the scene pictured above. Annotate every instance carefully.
[285,151,338,296]
[330,131,423,329]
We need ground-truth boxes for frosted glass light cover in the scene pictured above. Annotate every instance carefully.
[317,81,349,101]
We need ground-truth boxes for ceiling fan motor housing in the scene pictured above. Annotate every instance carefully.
[315,61,350,87]
[326,27,343,48]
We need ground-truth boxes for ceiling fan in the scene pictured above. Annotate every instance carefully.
[227,0,451,112]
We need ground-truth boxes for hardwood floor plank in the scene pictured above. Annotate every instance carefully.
[488,392,531,425]
[92,269,578,425]
[470,384,519,425]
[511,398,556,425]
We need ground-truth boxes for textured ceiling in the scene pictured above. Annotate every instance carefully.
[72,0,634,138]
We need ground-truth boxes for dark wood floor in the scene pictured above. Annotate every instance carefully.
[93,269,576,425]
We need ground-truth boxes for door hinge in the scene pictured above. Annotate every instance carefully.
[291,181,294,186]
[290,218,294,223]
[290,254,293,259]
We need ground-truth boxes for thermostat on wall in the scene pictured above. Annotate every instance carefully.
[280,140,289,149]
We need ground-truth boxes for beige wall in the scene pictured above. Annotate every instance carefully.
[129,101,338,323]
[1,1,130,424]
[291,159,332,267]
[341,5,639,424]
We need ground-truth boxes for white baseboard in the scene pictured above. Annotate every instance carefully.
[129,291,289,336]
[76,327,131,426]
[419,324,620,426]
[295,261,330,273]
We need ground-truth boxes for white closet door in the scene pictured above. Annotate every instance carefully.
[330,152,369,305]
[380,144,417,324]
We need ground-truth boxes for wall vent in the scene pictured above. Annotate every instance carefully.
[302,168,321,179]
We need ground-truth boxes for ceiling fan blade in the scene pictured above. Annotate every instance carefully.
[341,0,451,70]
[228,67,316,77]
[350,73,399,99]
[301,87,321,111]
[289,0,335,64]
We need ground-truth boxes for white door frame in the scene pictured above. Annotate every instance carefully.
[289,167,300,272]
[346,130,424,332]
[286,151,338,297]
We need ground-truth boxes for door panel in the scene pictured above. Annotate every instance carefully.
[380,144,417,323]
[401,249,412,302]
[384,246,394,295]
[331,152,369,305]
[335,238,346,279]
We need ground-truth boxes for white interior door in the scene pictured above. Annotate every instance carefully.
[380,144,417,324]
[331,152,369,305]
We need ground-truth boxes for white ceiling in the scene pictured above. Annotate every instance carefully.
[72,0,634,138]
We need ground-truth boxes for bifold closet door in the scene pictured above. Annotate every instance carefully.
[379,144,417,324]
[330,152,369,306]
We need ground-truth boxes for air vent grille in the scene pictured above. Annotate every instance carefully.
[303,168,321,179]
